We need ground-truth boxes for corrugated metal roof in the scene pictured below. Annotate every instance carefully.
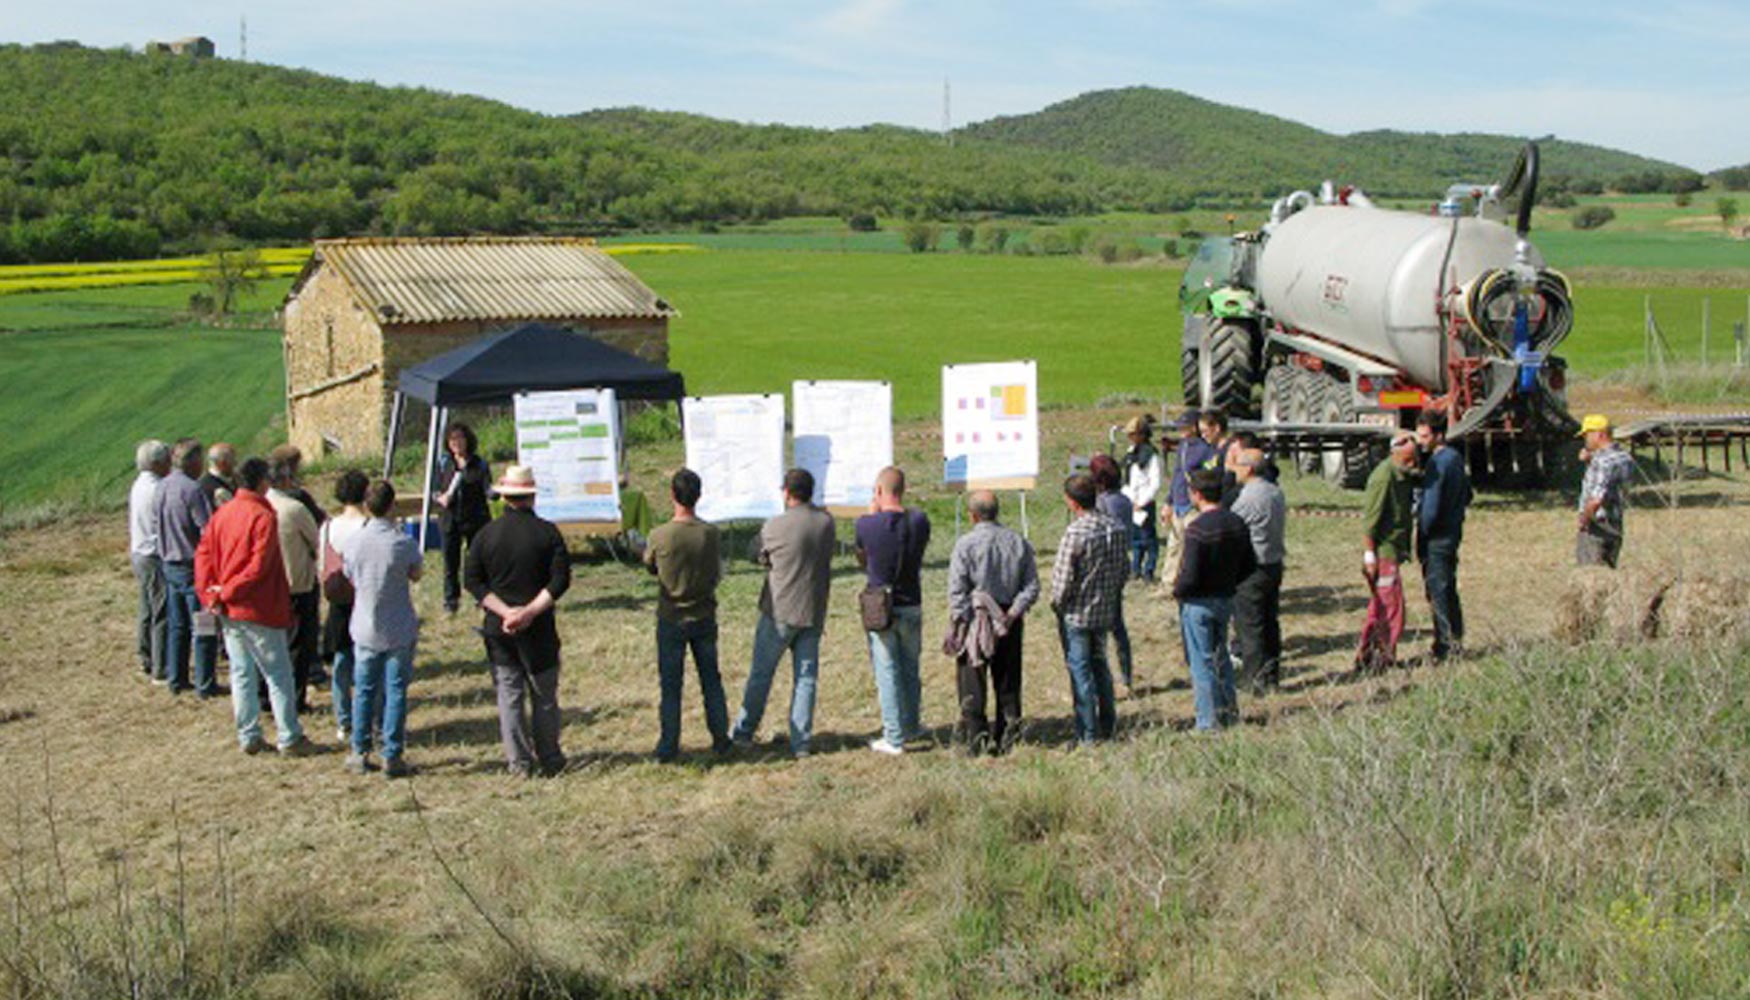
[308,237,676,325]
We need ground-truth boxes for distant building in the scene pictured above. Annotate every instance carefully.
[145,36,215,58]
[281,237,677,458]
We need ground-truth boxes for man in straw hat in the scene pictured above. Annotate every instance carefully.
[1575,414,1634,569]
[1356,433,1418,673]
[465,464,572,777]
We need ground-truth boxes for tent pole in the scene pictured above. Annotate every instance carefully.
[383,390,406,480]
[418,405,442,550]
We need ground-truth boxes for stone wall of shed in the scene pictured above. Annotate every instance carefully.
[282,266,388,459]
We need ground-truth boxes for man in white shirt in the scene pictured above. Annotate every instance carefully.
[129,439,172,683]
[1119,415,1163,581]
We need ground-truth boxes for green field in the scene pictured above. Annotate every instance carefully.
[2,244,1746,519]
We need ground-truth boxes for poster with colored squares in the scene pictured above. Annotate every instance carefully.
[941,360,1039,484]
[513,387,621,523]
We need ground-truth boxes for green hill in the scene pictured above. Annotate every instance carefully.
[0,44,1708,263]
[961,87,1693,198]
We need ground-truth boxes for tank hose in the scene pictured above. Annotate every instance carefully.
[1457,268,1573,357]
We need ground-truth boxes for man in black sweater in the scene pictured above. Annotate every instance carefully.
[465,465,572,777]
[1173,469,1257,731]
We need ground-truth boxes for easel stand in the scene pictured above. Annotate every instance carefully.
[949,477,1037,540]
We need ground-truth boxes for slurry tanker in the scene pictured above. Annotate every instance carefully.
[1179,143,1578,487]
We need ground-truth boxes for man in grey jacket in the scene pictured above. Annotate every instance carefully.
[946,491,1040,755]
[730,468,838,758]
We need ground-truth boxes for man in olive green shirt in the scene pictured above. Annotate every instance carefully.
[1357,434,1417,672]
[643,468,729,760]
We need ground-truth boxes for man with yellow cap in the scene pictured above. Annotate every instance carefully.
[1575,415,1634,568]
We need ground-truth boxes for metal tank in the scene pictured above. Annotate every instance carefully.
[1253,206,1542,389]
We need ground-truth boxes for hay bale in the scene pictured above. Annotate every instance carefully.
[1664,574,1750,641]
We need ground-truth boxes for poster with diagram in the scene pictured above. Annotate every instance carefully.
[792,380,892,509]
[514,388,621,523]
[683,394,787,522]
[941,360,1039,484]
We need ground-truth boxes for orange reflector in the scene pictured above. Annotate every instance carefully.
[1379,390,1427,408]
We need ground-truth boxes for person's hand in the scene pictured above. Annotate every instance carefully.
[1362,553,1378,587]
[500,605,526,634]
[1578,447,1591,464]
[434,493,450,509]
[1576,511,1591,532]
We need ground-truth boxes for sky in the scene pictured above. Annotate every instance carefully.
[9,0,1747,170]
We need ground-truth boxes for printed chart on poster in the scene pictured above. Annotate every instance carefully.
[513,388,621,522]
[792,380,892,509]
[684,394,787,522]
[942,360,1038,483]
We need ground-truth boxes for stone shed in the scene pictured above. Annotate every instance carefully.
[280,237,676,458]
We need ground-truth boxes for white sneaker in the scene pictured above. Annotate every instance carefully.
[336,727,350,743]
[869,738,905,756]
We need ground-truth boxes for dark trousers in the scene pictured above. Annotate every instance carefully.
[1233,562,1284,690]
[289,589,321,709]
[1109,596,1133,687]
[442,521,482,610]
[487,632,565,775]
[1420,536,1464,659]
[655,616,730,759]
[1575,526,1621,569]
[956,618,1024,754]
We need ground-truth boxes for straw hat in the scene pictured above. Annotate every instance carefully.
[494,465,538,496]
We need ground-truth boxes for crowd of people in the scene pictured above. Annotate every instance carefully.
[123,408,1637,773]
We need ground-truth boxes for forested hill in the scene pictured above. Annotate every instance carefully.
[961,88,1689,195]
[0,43,1702,263]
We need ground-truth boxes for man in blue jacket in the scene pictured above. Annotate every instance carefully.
[1415,411,1472,663]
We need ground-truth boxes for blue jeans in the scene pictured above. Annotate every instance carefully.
[867,604,924,746]
[219,617,303,748]
[1061,620,1117,744]
[656,616,730,758]
[732,616,822,755]
[352,644,413,760]
[1129,514,1158,580]
[331,645,383,739]
[161,561,217,693]
[1179,597,1237,730]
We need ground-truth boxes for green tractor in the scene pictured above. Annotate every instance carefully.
[1177,234,1263,417]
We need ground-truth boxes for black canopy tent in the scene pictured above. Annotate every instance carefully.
[383,323,686,547]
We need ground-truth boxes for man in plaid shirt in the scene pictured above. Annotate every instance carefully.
[1575,414,1635,568]
[1050,473,1130,746]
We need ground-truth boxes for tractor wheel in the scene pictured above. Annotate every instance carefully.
[1180,314,1204,407]
[1200,321,1257,418]
[1312,377,1377,489]
[1261,364,1296,426]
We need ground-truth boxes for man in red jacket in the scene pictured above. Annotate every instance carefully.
[195,456,315,756]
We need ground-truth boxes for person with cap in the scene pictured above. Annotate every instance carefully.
[194,456,315,756]
[1575,414,1634,568]
[465,465,573,777]
[1357,433,1419,672]
[730,469,837,759]
[1415,410,1472,662]
[1119,415,1163,581]
[129,439,171,684]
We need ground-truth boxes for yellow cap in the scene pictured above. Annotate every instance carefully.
[1578,414,1612,436]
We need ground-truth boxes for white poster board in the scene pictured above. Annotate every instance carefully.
[514,388,621,523]
[942,360,1039,483]
[683,394,787,523]
[793,380,893,509]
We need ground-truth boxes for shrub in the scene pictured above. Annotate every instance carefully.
[1674,191,1692,208]
[955,223,975,252]
[846,212,878,232]
[1572,206,1616,230]
[977,223,1010,253]
[901,220,940,253]
[1544,191,1578,209]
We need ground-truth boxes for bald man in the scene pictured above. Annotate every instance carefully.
[1229,448,1286,694]
[855,466,932,755]
[1357,434,1418,672]
[200,442,238,508]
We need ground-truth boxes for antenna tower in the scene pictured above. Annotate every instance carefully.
[942,77,952,146]
[240,15,247,60]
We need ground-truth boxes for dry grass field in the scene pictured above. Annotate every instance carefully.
[3,395,1748,998]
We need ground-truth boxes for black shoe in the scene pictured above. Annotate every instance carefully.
[199,685,231,700]
[384,756,412,779]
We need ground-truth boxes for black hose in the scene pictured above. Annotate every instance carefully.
[1500,142,1540,236]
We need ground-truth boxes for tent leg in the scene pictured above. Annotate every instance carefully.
[419,406,443,550]
[383,391,407,480]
